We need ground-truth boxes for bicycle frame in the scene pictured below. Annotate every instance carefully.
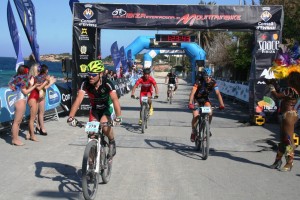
[140,96,150,133]
[85,123,105,174]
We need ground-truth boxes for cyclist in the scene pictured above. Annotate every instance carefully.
[131,68,159,124]
[188,67,225,142]
[67,60,122,159]
[165,68,178,100]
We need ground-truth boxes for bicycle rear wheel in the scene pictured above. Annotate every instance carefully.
[141,105,146,133]
[100,140,112,184]
[200,119,210,160]
[82,140,99,200]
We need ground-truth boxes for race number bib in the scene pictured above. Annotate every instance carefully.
[141,96,148,103]
[201,107,211,113]
[85,121,100,133]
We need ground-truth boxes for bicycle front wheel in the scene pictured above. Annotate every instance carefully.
[82,140,99,200]
[195,117,202,151]
[100,142,112,184]
[200,119,210,160]
[141,105,146,133]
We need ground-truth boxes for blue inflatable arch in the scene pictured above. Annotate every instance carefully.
[125,36,206,82]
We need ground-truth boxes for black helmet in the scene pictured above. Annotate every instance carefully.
[143,68,151,74]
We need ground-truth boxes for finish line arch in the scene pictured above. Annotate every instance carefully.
[72,3,284,119]
[124,35,206,81]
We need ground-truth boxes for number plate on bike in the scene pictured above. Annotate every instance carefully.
[85,121,100,133]
[141,96,148,103]
[169,84,174,88]
[201,107,211,113]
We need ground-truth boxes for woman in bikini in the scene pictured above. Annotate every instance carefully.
[27,63,50,142]
[35,64,56,136]
[9,65,39,146]
[269,66,300,172]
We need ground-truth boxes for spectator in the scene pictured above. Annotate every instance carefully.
[9,65,39,146]
[268,70,300,172]
[36,64,56,136]
[26,63,49,142]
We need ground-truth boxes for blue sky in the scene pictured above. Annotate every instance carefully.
[0,0,260,58]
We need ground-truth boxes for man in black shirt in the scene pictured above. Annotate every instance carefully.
[165,68,178,100]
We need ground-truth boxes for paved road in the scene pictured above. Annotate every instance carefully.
[0,77,299,200]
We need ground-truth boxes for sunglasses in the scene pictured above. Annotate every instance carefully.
[88,72,98,77]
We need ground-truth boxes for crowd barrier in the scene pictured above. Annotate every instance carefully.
[0,84,61,129]
[216,79,249,103]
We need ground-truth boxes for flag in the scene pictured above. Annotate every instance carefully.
[7,0,24,71]
[69,0,79,13]
[119,46,128,73]
[13,0,40,63]
[110,41,121,76]
[127,49,133,69]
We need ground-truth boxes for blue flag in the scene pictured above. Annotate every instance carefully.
[110,41,121,76]
[127,49,133,68]
[13,0,40,63]
[119,46,128,73]
[69,0,79,13]
[7,0,24,71]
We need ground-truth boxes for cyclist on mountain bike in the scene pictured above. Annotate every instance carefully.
[131,68,159,124]
[188,67,225,142]
[165,68,178,100]
[67,60,122,159]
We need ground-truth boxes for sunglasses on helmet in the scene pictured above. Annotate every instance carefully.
[87,72,98,77]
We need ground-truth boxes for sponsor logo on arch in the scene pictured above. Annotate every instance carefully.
[256,7,276,30]
[257,32,280,54]
[79,4,96,27]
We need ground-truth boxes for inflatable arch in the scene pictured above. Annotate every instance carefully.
[125,36,206,82]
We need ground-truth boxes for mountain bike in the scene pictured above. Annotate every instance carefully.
[194,106,212,160]
[167,84,175,104]
[81,120,113,200]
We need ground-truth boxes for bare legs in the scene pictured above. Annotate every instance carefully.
[37,98,47,133]
[271,111,297,171]
[27,99,39,141]
[281,111,297,171]
[11,99,26,145]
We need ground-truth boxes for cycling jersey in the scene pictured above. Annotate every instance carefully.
[134,76,157,94]
[167,73,177,84]
[193,78,218,104]
[80,77,115,110]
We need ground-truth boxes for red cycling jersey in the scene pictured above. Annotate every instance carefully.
[134,76,157,96]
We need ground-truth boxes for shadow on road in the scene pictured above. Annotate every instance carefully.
[210,151,270,168]
[34,161,81,200]
[144,139,210,161]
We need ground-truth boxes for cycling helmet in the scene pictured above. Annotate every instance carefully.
[143,68,151,74]
[203,67,212,77]
[88,60,105,73]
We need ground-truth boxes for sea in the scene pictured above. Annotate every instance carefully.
[0,57,66,88]
[0,57,114,88]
